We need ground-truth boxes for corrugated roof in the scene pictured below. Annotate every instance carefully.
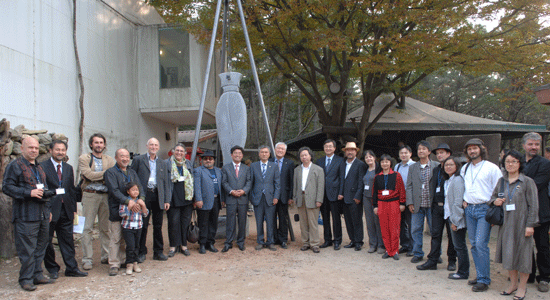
[178,129,217,143]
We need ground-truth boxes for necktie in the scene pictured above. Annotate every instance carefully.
[57,164,62,183]
[57,164,63,203]
[262,163,266,177]
[326,157,331,171]
[277,159,282,172]
[235,164,239,178]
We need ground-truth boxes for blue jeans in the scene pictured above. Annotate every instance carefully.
[465,203,492,285]
[411,206,432,257]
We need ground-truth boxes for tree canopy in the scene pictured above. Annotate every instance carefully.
[149,0,550,150]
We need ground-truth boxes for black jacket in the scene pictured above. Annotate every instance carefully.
[523,155,550,223]
[41,159,77,222]
[104,165,144,222]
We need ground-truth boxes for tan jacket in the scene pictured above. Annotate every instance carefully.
[78,153,115,190]
[292,163,325,209]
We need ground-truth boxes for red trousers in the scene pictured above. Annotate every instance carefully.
[378,200,401,256]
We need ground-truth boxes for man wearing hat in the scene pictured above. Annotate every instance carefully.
[194,150,224,254]
[461,138,501,292]
[417,143,456,271]
[406,140,439,263]
[337,142,367,251]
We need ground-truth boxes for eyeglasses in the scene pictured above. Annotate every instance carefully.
[504,160,519,165]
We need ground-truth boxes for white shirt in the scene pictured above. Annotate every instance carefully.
[461,160,501,204]
[301,163,311,191]
[345,158,355,178]
[50,157,62,175]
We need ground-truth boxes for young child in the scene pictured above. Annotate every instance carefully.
[119,182,149,275]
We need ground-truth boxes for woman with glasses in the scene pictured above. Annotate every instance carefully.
[492,150,539,300]
[166,143,194,257]
[362,150,384,254]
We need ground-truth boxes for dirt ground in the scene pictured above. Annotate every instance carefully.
[0,207,548,300]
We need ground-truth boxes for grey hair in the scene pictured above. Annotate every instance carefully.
[522,132,542,145]
[275,142,287,150]
[258,145,270,151]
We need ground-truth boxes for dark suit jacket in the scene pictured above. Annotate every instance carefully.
[194,166,225,211]
[316,155,344,201]
[131,153,171,210]
[221,162,252,205]
[269,157,295,204]
[338,158,367,204]
[524,155,550,223]
[41,159,77,222]
[104,165,144,222]
[250,161,281,207]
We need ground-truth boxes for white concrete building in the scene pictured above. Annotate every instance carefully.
[0,0,219,164]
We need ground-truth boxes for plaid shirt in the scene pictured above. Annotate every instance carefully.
[420,163,431,207]
[119,201,149,229]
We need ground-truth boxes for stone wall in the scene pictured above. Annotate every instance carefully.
[0,118,69,258]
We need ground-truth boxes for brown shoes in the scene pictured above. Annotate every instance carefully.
[311,246,320,253]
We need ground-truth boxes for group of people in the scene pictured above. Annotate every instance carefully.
[3,133,550,299]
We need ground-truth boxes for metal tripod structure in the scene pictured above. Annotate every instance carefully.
[190,0,275,165]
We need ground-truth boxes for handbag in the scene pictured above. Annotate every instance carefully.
[485,179,504,226]
[187,209,200,243]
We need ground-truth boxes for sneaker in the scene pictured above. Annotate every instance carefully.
[126,264,133,275]
[82,262,92,270]
[133,262,141,273]
[538,281,549,293]
[109,267,119,276]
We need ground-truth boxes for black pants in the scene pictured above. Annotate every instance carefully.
[14,218,49,285]
[343,201,364,245]
[400,208,413,251]
[254,195,276,245]
[273,201,289,243]
[532,221,550,282]
[225,202,248,247]
[123,228,142,264]
[167,203,193,247]
[427,204,456,264]
[140,190,164,255]
[320,197,332,243]
[329,200,344,244]
[45,204,79,274]
[197,198,220,246]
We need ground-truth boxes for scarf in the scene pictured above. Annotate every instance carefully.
[170,156,194,200]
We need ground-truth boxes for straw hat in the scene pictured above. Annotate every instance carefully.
[342,142,360,152]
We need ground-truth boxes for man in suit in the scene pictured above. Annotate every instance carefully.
[42,140,88,279]
[522,132,550,292]
[79,133,115,271]
[316,139,345,250]
[406,140,439,263]
[221,145,252,252]
[269,142,295,249]
[194,150,224,254]
[250,145,281,251]
[290,147,325,253]
[104,148,145,276]
[338,142,367,251]
[131,137,171,262]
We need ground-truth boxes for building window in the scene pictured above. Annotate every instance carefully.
[159,27,190,89]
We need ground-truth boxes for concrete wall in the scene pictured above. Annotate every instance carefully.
[0,0,181,168]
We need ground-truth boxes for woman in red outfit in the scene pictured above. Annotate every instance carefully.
[373,154,407,260]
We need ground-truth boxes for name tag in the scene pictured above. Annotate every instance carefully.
[56,188,65,195]
[506,204,516,211]
[422,184,425,189]
[130,221,138,228]
[382,190,389,196]
[364,185,370,190]
[36,184,44,189]
[178,177,184,182]
[436,187,441,193]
